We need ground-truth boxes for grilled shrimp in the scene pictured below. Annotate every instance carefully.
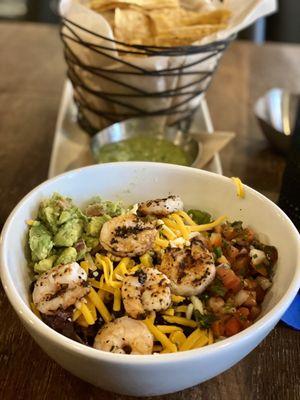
[121,267,171,319]
[99,214,157,257]
[32,262,89,315]
[94,316,153,355]
[137,195,183,217]
[158,236,216,296]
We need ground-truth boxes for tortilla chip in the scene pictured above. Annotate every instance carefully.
[114,8,154,45]
[155,24,226,46]
[101,10,115,27]
[90,0,180,12]
[149,9,231,35]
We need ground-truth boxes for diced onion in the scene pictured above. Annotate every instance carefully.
[190,296,204,314]
[250,248,266,266]
[234,289,250,307]
[185,303,194,320]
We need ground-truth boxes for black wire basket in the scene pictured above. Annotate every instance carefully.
[60,16,235,135]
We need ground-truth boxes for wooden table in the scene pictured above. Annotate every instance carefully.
[1,22,300,400]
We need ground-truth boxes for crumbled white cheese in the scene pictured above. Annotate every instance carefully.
[189,232,200,240]
[169,237,190,248]
[250,248,266,266]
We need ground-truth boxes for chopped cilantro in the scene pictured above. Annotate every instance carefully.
[213,246,222,259]
[199,292,210,301]
[194,310,216,329]
[209,278,227,297]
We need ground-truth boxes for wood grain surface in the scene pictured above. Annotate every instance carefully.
[0,22,300,400]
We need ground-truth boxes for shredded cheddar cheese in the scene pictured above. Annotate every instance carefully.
[113,257,131,279]
[88,287,111,323]
[98,289,106,302]
[86,299,97,321]
[193,332,209,349]
[161,226,177,241]
[97,254,122,288]
[143,319,177,353]
[77,302,95,325]
[88,279,102,289]
[188,215,227,232]
[169,331,186,348]
[162,308,175,316]
[162,218,179,231]
[80,261,89,274]
[170,213,189,240]
[72,308,82,322]
[231,177,245,198]
[113,288,121,312]
[175,305,188,313]
[157,325,183,334]
[162,315,198,328]
[99,282,115,294]
[155,236,169,248]
[180,328,206,351]
[140,253,153,268]
[129,264,141,274]
[171,294,185,303]
[149,311,156,324]
[177,211,197,226]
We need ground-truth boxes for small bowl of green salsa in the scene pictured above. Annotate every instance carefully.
[91,118,201,167]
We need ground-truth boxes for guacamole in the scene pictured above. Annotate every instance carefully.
[29,223,53,262]
[28,194,125,274]
[95,137,192,165]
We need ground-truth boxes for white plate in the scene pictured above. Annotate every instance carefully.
[48,80,223,178]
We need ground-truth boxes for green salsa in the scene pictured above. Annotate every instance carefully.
[96,137,192,166]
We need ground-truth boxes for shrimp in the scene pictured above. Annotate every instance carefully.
[121,267,171,319]
[32,262,89,315]
[94,316,153,355]
[99,214,157,257]
[158,236,216,296]
[137,195,183,217]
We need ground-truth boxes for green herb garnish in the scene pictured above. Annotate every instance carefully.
[213,246,222,259]
[199,293,210,301]
[188,209,211,225]
[194,310,217,329]
[209,278,227,297]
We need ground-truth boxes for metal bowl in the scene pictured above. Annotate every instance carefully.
[90,117,202,167]
[254,88,299,156]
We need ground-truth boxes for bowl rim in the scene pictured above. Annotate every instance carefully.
[1,162,300,365]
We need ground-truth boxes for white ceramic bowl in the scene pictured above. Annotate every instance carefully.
[1,163,300,397]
